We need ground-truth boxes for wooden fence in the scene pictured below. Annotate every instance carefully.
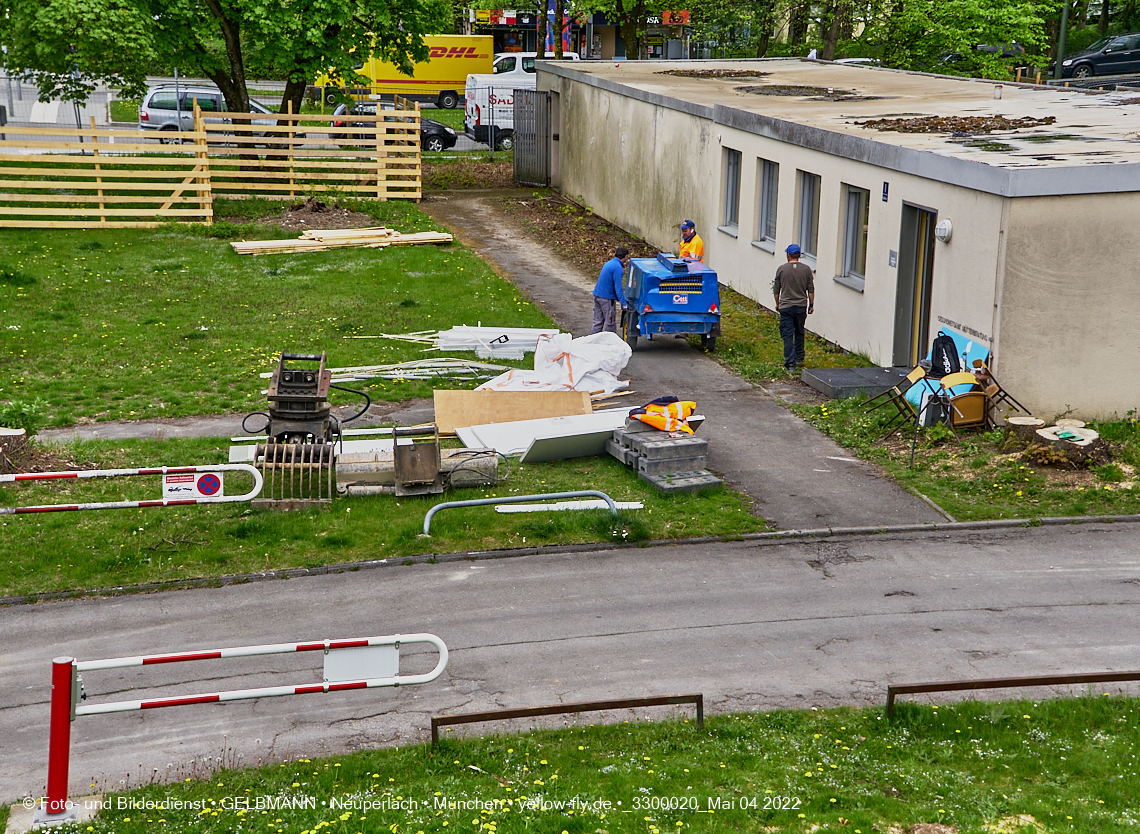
[0,99,421,228]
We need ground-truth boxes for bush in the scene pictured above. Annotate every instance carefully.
[0,397,51,435]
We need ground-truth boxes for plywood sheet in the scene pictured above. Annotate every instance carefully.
[435,390,592,434]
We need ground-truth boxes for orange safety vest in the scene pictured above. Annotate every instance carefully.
[631,400,696,434]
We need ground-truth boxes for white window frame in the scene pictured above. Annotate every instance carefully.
[753,158,779,252]
[837,185,869,293]
[720,148,742,235]
[797,170,821,260]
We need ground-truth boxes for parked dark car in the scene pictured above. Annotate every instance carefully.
[1051,34,1140,78]
[329,103,457,151]
[937,43,1031,76]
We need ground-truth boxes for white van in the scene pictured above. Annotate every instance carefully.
[464,52,579,150]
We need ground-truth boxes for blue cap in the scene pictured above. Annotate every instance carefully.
[785,243,802,255]
[680,219,695,229]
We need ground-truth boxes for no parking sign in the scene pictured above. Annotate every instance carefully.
[164,471,224,499]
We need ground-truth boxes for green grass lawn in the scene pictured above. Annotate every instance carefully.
[706,287,871,379]
[0,436,762,598]
[793,396,1140,521]
[17,695,1140,834]
[0,200,546,427]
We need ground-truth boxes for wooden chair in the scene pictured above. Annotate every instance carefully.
[865,366,925,440]
[972,359,1029,417]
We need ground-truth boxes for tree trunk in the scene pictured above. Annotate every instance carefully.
[619,19,642,59]
[1100,0,1112,32]
[789,3,809,45]
[202,0,249,114]
[822,0,844,60]
[554,0,564,58]
[1008,416,1046,442]
[0,428,28,474]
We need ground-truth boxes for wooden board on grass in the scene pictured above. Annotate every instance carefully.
[435,390,592,434]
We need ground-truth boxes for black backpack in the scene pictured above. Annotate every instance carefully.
[929,331,961,379]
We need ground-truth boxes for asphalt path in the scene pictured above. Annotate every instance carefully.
[419,192,942,529]
[4,523,1140,802]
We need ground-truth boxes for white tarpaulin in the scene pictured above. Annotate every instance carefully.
[475,332,632,394]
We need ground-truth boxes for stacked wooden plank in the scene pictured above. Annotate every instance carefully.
[230,227,453,255]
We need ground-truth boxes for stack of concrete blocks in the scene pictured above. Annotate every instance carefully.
[606,418,722,494]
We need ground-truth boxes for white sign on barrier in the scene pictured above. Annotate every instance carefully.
[325,644,399,682]
[163,471,224,499]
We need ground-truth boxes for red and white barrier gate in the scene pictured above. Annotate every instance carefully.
[39,633,448,824]
[1,464,263,515]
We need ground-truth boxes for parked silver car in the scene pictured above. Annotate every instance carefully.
[137,85,278,141]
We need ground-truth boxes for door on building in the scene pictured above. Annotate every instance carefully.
[892,204,937,367]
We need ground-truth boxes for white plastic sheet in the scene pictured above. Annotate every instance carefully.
[475,332,632,394]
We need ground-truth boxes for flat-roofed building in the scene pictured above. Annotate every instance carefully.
[536,59,1140,417]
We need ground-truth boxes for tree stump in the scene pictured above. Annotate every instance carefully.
[1007,416,1045,442]
[0,427,28,473]
[1033,425,1109,466]
[1055,419,1087,429]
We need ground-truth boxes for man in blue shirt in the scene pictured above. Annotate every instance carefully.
[591,246,630,334]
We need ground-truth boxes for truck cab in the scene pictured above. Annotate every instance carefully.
[464,52,579,150]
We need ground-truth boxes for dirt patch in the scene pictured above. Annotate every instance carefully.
[424,158,515,190]
[493,192,659,277]
[10,441,95,474]
[857,115,1057,134]
[254,197,376,232]
[660,69,770,79]
[736,84,878,101]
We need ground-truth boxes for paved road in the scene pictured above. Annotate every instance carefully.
[4,524,1139,802]
[419,192,942,530]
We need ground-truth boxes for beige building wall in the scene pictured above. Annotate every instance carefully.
[1000,194,1140,418]
[544,71,1006,369]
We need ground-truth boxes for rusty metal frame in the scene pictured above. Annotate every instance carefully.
[886,670,1140,716]
[431,693,703,745]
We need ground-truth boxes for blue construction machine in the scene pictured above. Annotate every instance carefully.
[621,253,721,352]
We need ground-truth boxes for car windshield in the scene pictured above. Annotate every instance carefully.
[1080,37,1112,54]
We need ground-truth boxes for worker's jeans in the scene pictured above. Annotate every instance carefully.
[779,305,807,369]
[591,295,618,334]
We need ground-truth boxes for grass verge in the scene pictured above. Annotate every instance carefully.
[0,436,763,599]
[0,199,547,426]
[36,695,1140,834]
[792,396,1140,521]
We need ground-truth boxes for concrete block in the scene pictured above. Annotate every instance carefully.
[637,455,707,475]
[800,366,913,400]
[638,469,724,494]
[605,439,640,466]
[630,434,708,459]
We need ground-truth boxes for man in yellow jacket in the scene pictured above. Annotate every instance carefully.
[678,219,704,262]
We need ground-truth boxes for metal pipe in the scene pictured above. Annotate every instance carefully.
[424,490,618,535]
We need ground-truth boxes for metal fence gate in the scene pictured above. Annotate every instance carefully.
[513,90,550,187]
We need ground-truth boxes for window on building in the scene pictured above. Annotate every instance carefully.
[842,186,870,278]
[756,159,779,243]
[722,148,741,229]
[797,170,821,257]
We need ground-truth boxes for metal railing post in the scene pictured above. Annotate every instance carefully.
[423,490,619,535]
[46,657,75,815]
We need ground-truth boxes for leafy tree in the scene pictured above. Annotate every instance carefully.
[691,0,778,58]
[0,0,450,116]
[868,0,1051,77]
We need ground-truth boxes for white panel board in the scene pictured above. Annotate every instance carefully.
[459,410,629,457]
[324,644,399,683]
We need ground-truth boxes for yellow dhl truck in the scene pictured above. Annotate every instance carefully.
[311,35,493,109]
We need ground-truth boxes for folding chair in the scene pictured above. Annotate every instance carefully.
[865,366,925,440]
[940,371,988,432]
[972,360,1029,417]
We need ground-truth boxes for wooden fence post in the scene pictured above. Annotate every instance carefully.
[194,102,213,224]
[376,107,386,201]
[89,116,106,223]
[287,100,296,200]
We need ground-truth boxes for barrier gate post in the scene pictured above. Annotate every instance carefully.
[41,657,77,823]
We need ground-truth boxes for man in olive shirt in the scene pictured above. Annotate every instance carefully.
[772,243,815,371]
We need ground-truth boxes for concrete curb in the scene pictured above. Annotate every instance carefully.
[4,512,1139,609]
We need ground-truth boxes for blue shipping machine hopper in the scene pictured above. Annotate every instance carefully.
[621,253,721,352]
